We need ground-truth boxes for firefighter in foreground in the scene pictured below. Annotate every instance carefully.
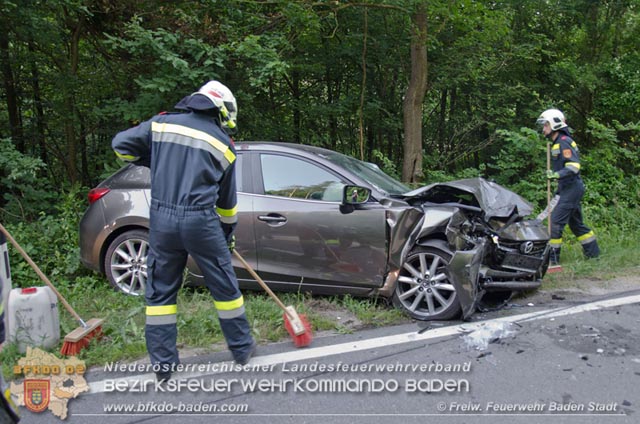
[537,108,600,265]
[112,81,255,381]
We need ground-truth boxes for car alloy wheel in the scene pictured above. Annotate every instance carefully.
[392,243,461,320]
[105,229,149,296]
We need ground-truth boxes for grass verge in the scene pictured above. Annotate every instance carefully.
[541,219,640,290]
[0,284,407,379]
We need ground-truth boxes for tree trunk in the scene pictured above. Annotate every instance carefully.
[28,41,48,165]
[80,117,90,186]
[0,32,23,152]
[62,16,84,184]
[358,8,368,160]
[437,88,447,153]
[292,70,301,142]
[402,5,428,183]
[327,75,338,150]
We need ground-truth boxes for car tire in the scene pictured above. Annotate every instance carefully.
[392,242,461,321]
[104,229,149,296]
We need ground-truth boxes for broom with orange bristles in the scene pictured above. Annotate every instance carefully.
[0,223,104,355]
[232,249,313,348]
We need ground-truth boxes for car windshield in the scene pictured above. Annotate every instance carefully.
[318,151,410,196]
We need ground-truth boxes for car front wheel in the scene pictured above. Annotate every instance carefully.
[392,243,461,320]
[104,229,149,296]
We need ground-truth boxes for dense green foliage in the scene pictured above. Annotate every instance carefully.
[0,0,639,366]
[1,1,639,197]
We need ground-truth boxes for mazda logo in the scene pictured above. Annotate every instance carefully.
[520,241,534,254]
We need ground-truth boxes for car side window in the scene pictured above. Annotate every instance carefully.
[261,154,345,201]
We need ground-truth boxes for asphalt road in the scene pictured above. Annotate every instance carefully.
[14,289,640,424]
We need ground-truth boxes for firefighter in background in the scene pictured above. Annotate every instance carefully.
[112,81,255,381]
[536,108,600,265]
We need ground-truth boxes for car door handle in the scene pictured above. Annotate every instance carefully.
[257,214,287,224]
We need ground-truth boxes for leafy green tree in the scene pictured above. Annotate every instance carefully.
[0,0,638,214]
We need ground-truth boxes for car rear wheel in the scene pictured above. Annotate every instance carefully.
[392,243,461,320]
[105,229,149,296]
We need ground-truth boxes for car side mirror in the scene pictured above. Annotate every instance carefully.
[340,185,370,214]
[342,185,371,205]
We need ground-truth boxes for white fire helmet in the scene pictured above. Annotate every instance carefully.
[196,80,237,132]
[536,108,567,131]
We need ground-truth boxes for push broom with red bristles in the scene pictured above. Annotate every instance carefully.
[233,249,313,347]
[0,223,104,356]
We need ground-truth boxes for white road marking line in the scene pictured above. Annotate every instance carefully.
[88,293,640,394]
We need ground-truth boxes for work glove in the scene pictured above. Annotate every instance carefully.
[227,235,236,252]
[546,170,560,180]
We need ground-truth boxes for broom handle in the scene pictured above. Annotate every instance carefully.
[232,249,294,320]
[546,142,552,234]
[0,223,85,325]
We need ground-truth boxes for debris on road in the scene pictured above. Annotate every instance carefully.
[463,322,518,351]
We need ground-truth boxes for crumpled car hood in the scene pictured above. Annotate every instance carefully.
[402,177,533,219]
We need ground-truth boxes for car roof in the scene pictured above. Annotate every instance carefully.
[235,141,338,157]
[235,141,372,190]
[246,141,415,200]
[105,141,387,199]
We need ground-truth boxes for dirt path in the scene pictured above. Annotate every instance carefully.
[521,272,640,306]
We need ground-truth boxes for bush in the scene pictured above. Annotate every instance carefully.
[4,186,88,287]
[0,140,58,221]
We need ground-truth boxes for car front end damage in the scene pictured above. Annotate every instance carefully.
[441,208,550,318]
[381,178,550,320]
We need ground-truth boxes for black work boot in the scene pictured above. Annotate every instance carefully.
[233,342,257,366]
[156,371,172,384]
[583,239,600,259]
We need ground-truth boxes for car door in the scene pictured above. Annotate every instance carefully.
[231,151,260,282]
[250,152,387,292]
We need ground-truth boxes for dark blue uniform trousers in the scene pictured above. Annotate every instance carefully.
[145,201,253,373]
[550,178,600,263]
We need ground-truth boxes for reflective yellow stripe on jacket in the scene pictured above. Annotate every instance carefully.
[565,162,581,173]
[151,122,236,169]
[114,151,140,162]
[216,205,238,224]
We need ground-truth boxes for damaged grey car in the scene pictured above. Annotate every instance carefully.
[80,142,550,320]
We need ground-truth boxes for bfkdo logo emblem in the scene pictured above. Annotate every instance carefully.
[24,379,50,413]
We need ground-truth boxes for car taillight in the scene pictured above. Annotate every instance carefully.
[88,188,110,204]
